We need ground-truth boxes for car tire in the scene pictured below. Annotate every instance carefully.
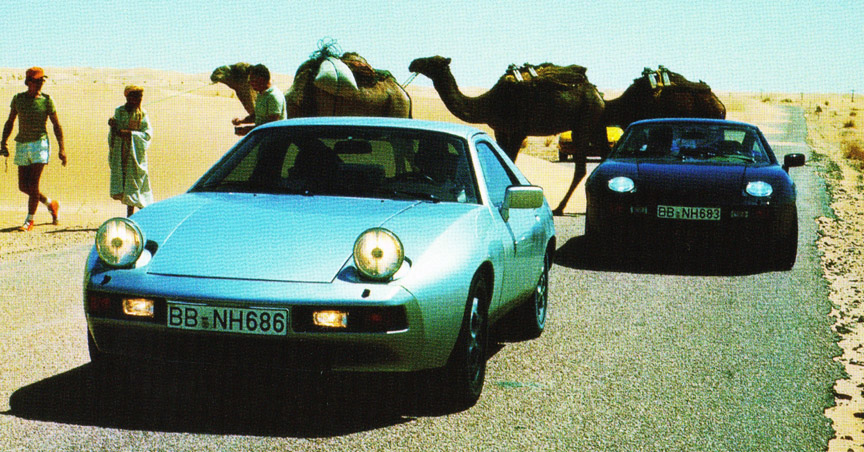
[772,221,798,271]
[88,331,132,382]
[515,249,550,339]
[440,272,489,410]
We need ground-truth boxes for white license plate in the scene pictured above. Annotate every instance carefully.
[167,302,289,336]
[657,205,721,221]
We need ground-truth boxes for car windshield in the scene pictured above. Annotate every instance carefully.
[612,123,771,164]
[192,126,479,204]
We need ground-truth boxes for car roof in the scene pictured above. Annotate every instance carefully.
[256,117,488,141]
[629,118,759,129]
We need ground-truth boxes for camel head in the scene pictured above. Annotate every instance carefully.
[408,56,452,81]
[210,62,256,116]
[210,63,251,86]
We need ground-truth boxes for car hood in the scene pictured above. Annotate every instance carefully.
[635,162,746,200]
[138,193,477,283]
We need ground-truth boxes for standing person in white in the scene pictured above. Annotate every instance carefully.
[108,85,153,217]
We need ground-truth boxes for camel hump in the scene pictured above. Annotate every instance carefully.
[666,71,714,92]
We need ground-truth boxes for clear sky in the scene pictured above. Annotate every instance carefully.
[1,0,861,93]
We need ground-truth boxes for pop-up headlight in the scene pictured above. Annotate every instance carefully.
[745,181,773,198]
[608,176,636,193]
[95,217,145,267]
[353,228,404,281]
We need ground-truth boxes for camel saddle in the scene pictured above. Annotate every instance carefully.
[643,65,713,95]
[502,63,589,88]
[339,52,396,88]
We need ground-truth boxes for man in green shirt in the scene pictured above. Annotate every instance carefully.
[1,67,67,231]
[231,64,287,136]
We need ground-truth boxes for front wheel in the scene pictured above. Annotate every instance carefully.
[441,273,489,409]
[771,221,798,271]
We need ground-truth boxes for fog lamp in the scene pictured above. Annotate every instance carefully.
[313,310,349,328]
[123,298,155,318]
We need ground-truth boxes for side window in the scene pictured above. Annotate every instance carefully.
[476,141,519,207]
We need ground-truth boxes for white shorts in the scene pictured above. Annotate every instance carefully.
[14,139,50,166]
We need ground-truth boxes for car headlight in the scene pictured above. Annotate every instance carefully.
[353,228,404,281]
[608,176,635,193]
[95,217,145,267]
[745,181,773,197]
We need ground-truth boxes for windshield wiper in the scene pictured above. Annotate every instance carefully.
[378,188,440,203]
[723,154,756,163]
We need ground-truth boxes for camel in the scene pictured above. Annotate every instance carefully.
[408,56,607,214]
[604,66,726,128]
[211,53,412,120]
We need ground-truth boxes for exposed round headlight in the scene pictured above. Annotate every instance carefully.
[96,218,145,267]
[746,181,773,197]
[608,176,635,193]
[353,228,404,281]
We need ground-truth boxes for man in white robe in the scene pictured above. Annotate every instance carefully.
[109,85,153,217]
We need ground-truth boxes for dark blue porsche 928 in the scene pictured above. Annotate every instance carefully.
[585,118,805,270]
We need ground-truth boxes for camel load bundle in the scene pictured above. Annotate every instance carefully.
[309,42,400,96]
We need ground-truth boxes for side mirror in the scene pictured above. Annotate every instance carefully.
[501,185,545,221]
[783,153,806,171]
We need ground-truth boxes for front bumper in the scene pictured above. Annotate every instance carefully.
[586,199,796,251]
[84,269,450,373]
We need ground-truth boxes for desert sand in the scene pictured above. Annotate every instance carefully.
[0,68,861,450]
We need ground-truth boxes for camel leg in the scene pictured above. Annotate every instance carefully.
[552,150,586,215]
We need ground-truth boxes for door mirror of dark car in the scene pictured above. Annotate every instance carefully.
[501,185,545,221]
[783,153,806,171]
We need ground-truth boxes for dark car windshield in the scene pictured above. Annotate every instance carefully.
[612,123,771,164]
[192,126,479,204]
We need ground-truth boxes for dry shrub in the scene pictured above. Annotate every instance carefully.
[844,120,856,128]
[544,136,554,147]
[843,139,864,163]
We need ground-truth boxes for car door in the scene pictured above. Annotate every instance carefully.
[475,140,544,309]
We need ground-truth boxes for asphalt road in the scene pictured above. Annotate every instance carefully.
[0,107,844,451]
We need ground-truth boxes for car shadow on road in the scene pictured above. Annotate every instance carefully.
[555,235,770,276]
[5,361,479,437]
